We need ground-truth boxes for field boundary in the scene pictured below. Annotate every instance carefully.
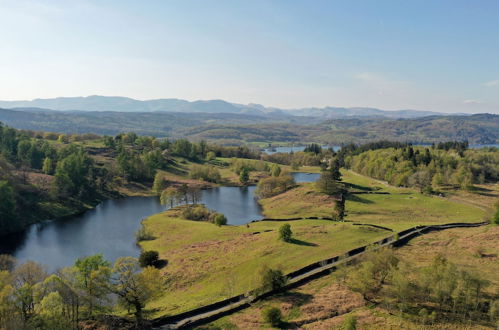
[152,221,488,329]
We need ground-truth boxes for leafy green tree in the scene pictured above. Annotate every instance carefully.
[255,175,295,198]
[16,140,32,166]
[74,254,111,316]
[271,164,281,177]
[42,157,54,175]
[262,306,282,328]
[111,257,163,327]
[0,181,16,233]
[54,150,94,197]
[260,267,287,293]
[278,224,292,242]
[239,167,249,185]
[12,261,47,321]
[316,170,342,195]
[333,196,345,221]
[160,187,179,208]
[152,173,167,194]
[139,251,159,268]
[492,203,499,225]
[205,151,216,161]
[213,214,227,227]
[330,158,342,181]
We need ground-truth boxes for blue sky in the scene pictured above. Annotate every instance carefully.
[0,0,498,113]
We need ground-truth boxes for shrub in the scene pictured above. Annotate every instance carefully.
[341,314,357,330]
[260,267,287,292]
[262,307,282,328]
[239,167,249,184]
[139,250,159,267]
[182,205,228,227]
[492,203,499,225]
[135,226,155,242]
[278,224,292,242]
[182,205,212,221]
[213,213,227,226]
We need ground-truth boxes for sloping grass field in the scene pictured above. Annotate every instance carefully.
[139,167,492,318]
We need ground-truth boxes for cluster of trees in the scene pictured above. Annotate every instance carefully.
[340,248,496,325]
[0,121,264,235]
[0,123,105,234]
[189,164,222,183]
[344,146,498,192]
[255,171,296,198]
[315,158,346,220]
[262,150,325,167]
[160,184,202,207]
[181,205,227,226]
[0,254,163,329]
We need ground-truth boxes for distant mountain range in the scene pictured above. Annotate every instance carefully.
[0,95,458,119]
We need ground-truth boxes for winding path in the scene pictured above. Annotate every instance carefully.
[152,221,488,329]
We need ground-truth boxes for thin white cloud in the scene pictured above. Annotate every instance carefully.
[483,80,499,87]
[463,99,482,105]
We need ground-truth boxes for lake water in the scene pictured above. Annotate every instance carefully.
[263,145,341,154]
[0,172,320,271]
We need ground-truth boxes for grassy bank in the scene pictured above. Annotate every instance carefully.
[204,225,499,330]
[140,210,388,316]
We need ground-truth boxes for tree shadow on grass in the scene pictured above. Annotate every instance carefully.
[153,259,168,269]
[273,291,314,306]
[345,182,373,191]
[288,238,318,247]
[346,194,375,204]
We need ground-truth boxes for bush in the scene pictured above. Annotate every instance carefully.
[341,314,357,330]
[260,267,287,292]
[262,307,282,328]
[213,213,227,226]
[492,203,499,225]
[182,205,213,221]
[182,205,228,227]
[135,226,155,242]
[278,224,292,242]
[139,250,159,267]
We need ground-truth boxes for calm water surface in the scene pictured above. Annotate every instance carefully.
[0,173,318,271]
[263,145,340,154]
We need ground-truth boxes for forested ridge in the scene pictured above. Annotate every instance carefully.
[1,108,497,145]
[344,143,498,192]
[0,122,258,235]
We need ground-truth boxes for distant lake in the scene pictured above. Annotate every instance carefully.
[469,144,499,149]
[0,172,318,271]
[263,145,341,155]
[262,144,498,155]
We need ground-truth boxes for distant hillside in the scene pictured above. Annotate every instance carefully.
[181,114,499,145]
[0,108,496,145]
[0,95,456,119]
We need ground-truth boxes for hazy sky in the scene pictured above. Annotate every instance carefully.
[1,0,498,113]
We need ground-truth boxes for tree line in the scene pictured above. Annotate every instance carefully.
[344,145,498,192]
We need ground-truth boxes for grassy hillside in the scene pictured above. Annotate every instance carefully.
[138,168,489,318]
[204,224,498,330]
